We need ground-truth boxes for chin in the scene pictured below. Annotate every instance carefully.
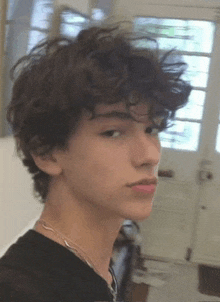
[123,203,153,221]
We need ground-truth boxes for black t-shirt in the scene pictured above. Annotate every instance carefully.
[0,230,118,302]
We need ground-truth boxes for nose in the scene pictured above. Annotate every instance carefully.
[130,131,161,174]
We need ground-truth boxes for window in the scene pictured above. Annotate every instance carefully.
[59,7,106,39]
[134,18,215,151]
[27,0,54,52]
[3,0,54,136]
[60,9,90,38]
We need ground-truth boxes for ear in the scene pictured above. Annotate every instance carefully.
[31,153,62,176]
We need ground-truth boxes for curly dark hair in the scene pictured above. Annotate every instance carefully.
[6,23,192,203]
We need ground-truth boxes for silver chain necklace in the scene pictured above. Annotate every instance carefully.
[34,219,117,301]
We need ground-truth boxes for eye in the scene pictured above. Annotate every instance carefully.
[101,130,121,138]
[145,126,160,136]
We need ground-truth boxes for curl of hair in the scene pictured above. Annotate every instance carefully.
[6,23,192,203]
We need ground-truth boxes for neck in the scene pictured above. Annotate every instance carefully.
[35,218,114,285]
[35,185,124,284]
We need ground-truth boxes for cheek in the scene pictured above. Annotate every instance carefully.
[64,161,116,199]
[64,141,129,188]
[85,152,128,188]
[93,162,131,194]
[87,160,118,184]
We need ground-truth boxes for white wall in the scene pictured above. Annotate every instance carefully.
[0,136,43,256]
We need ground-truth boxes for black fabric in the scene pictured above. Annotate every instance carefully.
[0,230,116,302]
[198,264,220,298]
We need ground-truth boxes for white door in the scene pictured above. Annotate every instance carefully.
[112,0,220,263]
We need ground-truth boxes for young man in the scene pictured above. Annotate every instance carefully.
[0,24,191,302]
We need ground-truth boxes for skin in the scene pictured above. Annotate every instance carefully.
[33,101,161,285]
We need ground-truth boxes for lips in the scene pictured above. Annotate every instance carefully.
[127,178,158,194]
[131,184,156,194]
[127,177,158,187]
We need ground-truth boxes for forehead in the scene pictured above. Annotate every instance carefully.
[96,102,149,115]
[83,101,151,123]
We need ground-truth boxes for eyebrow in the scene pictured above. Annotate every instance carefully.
[91,111,135,121]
